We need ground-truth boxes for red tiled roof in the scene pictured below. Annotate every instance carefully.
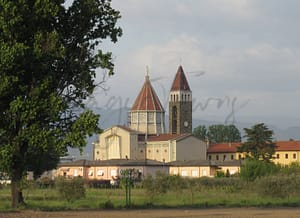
[275,140,300,151]
[147,133,191,142]
[207,142,241,153]
[170,65,191,91]
[131,75,164,111]
[207,141,300,153]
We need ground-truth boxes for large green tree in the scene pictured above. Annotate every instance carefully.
[193,124,241,144]
[0,0,122,207]
[192,125,207,141]
[237,123,276,162]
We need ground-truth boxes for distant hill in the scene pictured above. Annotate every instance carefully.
[67,107,300,160]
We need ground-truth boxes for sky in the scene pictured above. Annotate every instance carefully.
[86,0,300,129]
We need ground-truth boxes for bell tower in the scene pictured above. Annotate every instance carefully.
[169,65,192,134]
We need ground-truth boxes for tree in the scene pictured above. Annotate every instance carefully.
[0,0,122,208]
[237,123,276,162]
[208,124,241,144]
[193,124,241,144]
[193,125,207,141]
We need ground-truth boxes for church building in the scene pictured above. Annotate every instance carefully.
[93,66,207,162]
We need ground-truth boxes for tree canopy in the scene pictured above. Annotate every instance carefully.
[237,123,276,162]
[0,0,122,207]
[193,124,241,144]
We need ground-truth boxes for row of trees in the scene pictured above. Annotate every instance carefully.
[193,124,241,143]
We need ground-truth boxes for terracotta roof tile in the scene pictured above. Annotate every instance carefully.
[207,142,241,153]
[275,140,300,151]
[170,65,191,91]
[207,140,300,153]
[131,75,164,111]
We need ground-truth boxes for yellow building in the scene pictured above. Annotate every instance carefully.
[207,140,300,166]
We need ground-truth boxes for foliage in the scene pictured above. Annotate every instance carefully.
[37,177,55,189]
[240,159,280,181]
[256,174,300,198]
[120,168,142,188]
[193,125,207,141]
[238,123,276,162]
[0,0,122,207]
[55,177,85,202]
[193,124,241,144]
[142,171,170,203]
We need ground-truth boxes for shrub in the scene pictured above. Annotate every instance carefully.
[100,200,114,209]
[55,177,85,202]
[215,170,225,178]
[37,177,55,188]
[240,159,280,181]
[256,174,300,198]
[85,179,110,188]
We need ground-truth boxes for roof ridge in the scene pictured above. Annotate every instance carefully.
[131,74,164,111]
[170,65,191,92]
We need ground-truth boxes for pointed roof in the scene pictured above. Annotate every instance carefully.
[131,74,164,111]
[170,65,191,91]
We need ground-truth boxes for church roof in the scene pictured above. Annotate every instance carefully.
[131,74,164,111]
[170,65,191,91]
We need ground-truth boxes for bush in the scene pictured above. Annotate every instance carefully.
[197,177,244,192]
[256,174,300,198]
[99,200,114,209]
[37,177,55,188]
[85,179,111,188]
[215,170,225,178]
[240,159,280,181]
[55,177,85,202]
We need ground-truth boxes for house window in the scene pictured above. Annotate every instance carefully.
[238,154,242,160]
[223,155,226,161]
[111,170,117,177]
[156,149,159,153]
[88,170,93,176]
[216,155,219,161]
[208,155,212,160]
[293,153,297,159]
[74,169,78,177]
[181,170,188,177]
[165,149,168,153]
[231,155,234,160]
[97,170,104,176]
[202,170,207,176]
[276,154,280,159]
[192,170,199,177]
[285,154,289,159]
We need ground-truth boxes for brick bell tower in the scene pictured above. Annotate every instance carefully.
[169,65,192,134]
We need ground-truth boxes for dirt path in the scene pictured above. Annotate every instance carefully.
[1,208,300,218]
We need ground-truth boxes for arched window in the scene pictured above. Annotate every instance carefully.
[172,106,177,134]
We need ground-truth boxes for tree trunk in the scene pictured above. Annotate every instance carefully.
[11,170,25,208]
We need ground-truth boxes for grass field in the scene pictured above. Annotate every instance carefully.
[1,183,300,212]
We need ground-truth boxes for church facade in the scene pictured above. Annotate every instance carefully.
[93,66,207,162]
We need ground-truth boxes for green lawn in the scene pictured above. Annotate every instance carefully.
[1,185,300,211]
